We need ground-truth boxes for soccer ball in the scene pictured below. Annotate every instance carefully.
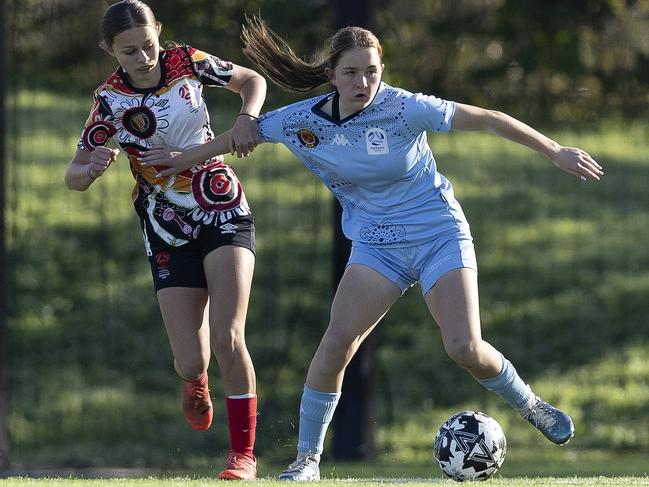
[434,410,507,482]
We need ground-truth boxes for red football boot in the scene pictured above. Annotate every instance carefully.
[182,373,213,431]
[218,452,257,480]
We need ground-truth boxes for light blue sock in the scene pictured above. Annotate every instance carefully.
[478,356,535,412]
[296,385,341,455]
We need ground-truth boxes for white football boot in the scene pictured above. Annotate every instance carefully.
[277,453,321,481]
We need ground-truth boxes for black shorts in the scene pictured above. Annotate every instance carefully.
[146,215,256,291]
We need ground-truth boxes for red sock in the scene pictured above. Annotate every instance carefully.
[225,395,257,459]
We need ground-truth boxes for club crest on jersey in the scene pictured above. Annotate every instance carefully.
[297,129,320,148]
[365,127,389,155]
[122,105,157,139]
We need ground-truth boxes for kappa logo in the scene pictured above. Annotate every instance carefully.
[219,222,238,234]
[365,127,389,155]
[330,133,351,146]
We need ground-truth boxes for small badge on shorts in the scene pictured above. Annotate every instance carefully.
[155,250,171,280]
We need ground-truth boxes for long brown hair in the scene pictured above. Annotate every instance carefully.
[99,0,161,50]
[241,15,383,93]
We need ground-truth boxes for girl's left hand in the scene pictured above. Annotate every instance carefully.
[552,147,604,181]
[229,115,259,158]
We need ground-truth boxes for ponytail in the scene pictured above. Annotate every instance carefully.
[241,16,330,93]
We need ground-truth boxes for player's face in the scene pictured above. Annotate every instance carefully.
[110,26,161,89]
[329,47,384,116]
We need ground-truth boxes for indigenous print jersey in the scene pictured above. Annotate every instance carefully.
[78,46,250,250]
[258,82,471,247]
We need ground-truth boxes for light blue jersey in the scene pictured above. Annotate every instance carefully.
[258,82,471,250]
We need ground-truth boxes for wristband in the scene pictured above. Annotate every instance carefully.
[86,165,98,181]
[238,112,259,120]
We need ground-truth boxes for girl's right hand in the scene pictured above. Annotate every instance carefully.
[88,146,119,179]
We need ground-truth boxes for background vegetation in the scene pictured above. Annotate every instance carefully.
[3,0,649,477]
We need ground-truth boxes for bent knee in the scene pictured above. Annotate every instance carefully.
[445,340,485,369]
[317,328,359,363]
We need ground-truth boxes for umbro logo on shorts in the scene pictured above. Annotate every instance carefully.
[220,222,238,234]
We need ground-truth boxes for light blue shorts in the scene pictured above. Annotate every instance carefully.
[347,234,477,295]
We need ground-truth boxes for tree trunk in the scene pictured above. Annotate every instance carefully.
[0,0,10,468]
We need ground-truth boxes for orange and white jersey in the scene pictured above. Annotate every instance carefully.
[78,46,250,249]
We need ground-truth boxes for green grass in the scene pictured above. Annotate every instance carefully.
[2,481,649,486]
[5,89,649,471]
[1,468,649,487]
[2,450,649,483]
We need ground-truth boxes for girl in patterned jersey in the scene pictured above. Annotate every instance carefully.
[64,1,265,480]
[146,16,604,481]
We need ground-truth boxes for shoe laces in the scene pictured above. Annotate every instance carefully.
[522,399,557,429]
[225,452,239,468]
[224,452,254,468]
[286,453,319,472]
[190,383,207,400]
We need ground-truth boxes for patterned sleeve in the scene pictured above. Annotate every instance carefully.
[188,47,234,87]
[257,105,290,144]
[404,91,456,134]
[77,93,117,152]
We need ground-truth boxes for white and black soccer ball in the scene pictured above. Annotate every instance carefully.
[434,410,507,482]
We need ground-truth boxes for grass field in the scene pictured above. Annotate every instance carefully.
[1,480,649,486]
[4,89,649,478]
[2,452,649,485]
[2,447,648,478]
[4,479,649,486]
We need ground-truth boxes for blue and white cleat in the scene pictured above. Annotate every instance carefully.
[521,396,575,445]
[277,453,321,481]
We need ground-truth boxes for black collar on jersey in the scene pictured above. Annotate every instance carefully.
[117,50,168,94]
[311,87,380,126]
[331,92,341,121]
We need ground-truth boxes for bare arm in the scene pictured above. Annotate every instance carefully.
[451,103,604,181]
[64,146,119,191]
[224,64,267,157]
[140,129,234,178]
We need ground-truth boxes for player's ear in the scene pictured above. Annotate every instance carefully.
[325,66,336,86]
[99,40,114,56]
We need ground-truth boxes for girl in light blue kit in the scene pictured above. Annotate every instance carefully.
[143,16,604,481]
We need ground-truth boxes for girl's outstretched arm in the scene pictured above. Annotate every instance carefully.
[451,103,604,181]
